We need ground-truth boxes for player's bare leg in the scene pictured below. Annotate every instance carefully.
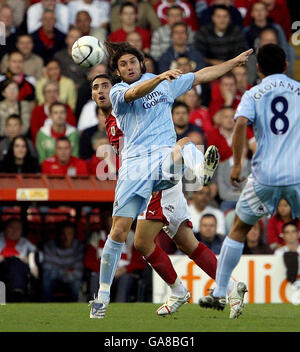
[90,216,133,318]
[199,215,251,318]
[135,219,190,316]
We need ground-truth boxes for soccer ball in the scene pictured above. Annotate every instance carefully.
[72,36,106,68]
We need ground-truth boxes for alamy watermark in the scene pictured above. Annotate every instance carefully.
[0,22,6,45]
[0,281,6,305]
[291,21,300,46]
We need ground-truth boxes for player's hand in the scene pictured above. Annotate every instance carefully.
[234,49,253,67]
[159,69,182,82]
[230,164,246,187]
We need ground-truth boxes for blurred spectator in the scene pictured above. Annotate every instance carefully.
[154,0,199,31]
[30,80,76,143]
[0,0,26,28]
[189,186,226,235]
[86,131,117,178]
[0,135,40,173]
[246,27,294,85]
[199,0,243,27]
[54,28,87,88]
[172,101,205,144]
[243,2,289,50]
[172,55,210,106]
[158,22,205,73]
[144,53,156,74]
[194,5,247,66]
[181,87,214,135]
[75,10,106,42]
[36,59,77,111]
[79,106,106,160]
[243,221,273,254]
[208,73,238,122]
[110,0,161,32]
[267,199,300,251]
[126,31,144,52]
[42,136,88,176]
[0,114,36,160]
[150,5,195,61]
[74,63,107,120]
[1,34,44,81]
[194,214,224,254]
[42,221,84,302]
[216,150,251,212]
[0,51,36,102]
[244,0,291,40]
[27,0,69,34]
[31,9,66,64]
[274,222,300,291]
[109,2,151,52]
[36,102,79,163]
[68,0,110,29]
[0,219,37,302]
[0,81,32,136]
[232,65,252,99]
[0,5,17,61]
[206,106,237,161]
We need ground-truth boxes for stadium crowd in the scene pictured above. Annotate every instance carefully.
[0,0,299,303]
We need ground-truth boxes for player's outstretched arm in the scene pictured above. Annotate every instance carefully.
[193,49,253,86]
[230,116,248,187]
[124,69,183,102]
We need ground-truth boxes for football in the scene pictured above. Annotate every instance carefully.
[72,36,106,68]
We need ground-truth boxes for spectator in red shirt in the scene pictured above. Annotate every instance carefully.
[0,218,37,301]
[0,51,36,103]
[208,72,239,123]
[154,0,199,31]
[181,87,214,135]
[109,2,151,53]
[42,136,88,176]
[30,80,76,143]
[267,198,300,251]
[206,106,254,162]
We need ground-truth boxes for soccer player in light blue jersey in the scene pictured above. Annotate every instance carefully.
[199,44,300,318]
[90,41,252,318]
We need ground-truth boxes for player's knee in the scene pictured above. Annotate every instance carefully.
[110,225,128,242]
[134,237,150,256]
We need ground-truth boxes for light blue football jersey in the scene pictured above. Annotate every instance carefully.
[235,73,300,186]
[110,72,195,159]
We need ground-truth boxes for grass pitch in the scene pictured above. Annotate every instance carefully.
[0,303,299,332]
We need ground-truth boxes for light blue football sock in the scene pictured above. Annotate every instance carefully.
[213,236,244,298]
[97,235,124,301]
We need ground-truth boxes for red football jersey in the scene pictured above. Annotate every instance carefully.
[105,114,124,156]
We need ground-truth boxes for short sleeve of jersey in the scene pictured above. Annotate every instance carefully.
[109,82,131,117]
[167,72,195,100]
[234,90,255,123]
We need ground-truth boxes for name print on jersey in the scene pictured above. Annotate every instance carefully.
[141,90,168,109]
[253,80,300,100]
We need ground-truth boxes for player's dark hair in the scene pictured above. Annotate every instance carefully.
[172,101,190,114]
[6,114,22,125]
[282,221,298,233]
[91,73,119,88]
[104,41,146,75]
[257,44,286,76]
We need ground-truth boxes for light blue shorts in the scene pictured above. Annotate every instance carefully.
[236,174,300,225]
[113,147,176,219]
